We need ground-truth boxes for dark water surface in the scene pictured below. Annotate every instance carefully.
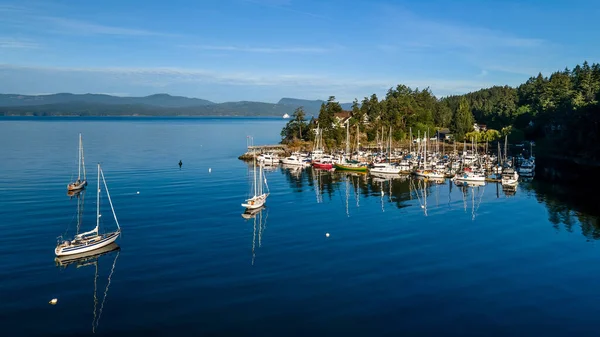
[1,117,600,337]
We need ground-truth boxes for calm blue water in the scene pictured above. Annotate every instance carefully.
[1,117,600,337]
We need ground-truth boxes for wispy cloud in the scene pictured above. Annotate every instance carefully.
[375,6,553,78]
[0,4,26,12]
[242,0,328,20]
[379,6,546,52]
[35,16,177,37]
[0,64,494,100]
[0,38,39,49]
[181,44,333,54]
[0,4,175,38]
[485,64,543,76]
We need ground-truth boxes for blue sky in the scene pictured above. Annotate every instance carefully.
[0,0,599,103]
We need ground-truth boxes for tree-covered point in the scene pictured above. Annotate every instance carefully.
[281,61,600,160]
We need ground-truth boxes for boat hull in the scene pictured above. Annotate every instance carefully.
[454,176,486,182]
[370,167,401,174]
[501,179,519,186]
[55,243,120,267]
[55,231,120,256]
[414,170,444,179]
[313,162,333,170]
[67,180,87,191]
[242,193,268,209]
[334,163,367,172]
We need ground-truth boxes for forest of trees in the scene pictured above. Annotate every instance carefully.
[281,61,600,160]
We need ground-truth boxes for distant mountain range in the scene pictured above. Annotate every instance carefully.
[0,93,353,117]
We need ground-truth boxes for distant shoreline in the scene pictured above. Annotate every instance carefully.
[0,115,288,119]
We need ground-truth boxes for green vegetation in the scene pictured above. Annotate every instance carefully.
[280,107,311,142]
[281,61,600,160]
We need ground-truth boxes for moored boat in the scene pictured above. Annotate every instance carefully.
[67,133,88,191]
[56,164,121,257]
[242,150,270,210]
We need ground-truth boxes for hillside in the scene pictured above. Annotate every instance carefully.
[0,93,214,108]
[278,97,353,115]
[0,101,297,117]
[0,93,354,117]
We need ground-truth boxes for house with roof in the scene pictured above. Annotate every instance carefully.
[435,128,453,140]
[473,123,487,132]
[334,110,352,126]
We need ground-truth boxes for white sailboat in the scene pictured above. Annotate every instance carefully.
[68,133,88,191]
[242,151,270,210]
[501,167,519,186]
[56,163,121,256]
[370,126,401,174]
[414,132,444,179]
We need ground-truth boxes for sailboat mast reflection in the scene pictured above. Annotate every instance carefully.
[242,206,268,265]
[411,177,428,216]
[455,180,486,220]
[55,243,120,334]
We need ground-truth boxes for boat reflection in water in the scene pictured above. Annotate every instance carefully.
[241,206,268,265]
[502,183,518,197]
[67,189,83,199]
[55,243,120,334]
[454,179,486,220]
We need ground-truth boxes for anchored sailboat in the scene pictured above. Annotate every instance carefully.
[242,150,270,210]
[68,133,88,191]
[56,164,121,256]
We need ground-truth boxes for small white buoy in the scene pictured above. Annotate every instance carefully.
[209,168,212,173]
[136,191,140,194]
[421,205,425,209]
[49,298,58,305]
[325,233,330,238]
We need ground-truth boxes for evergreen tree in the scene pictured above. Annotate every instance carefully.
[452,97,474,140]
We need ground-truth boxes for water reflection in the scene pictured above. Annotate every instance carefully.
[241,206,269,265]
[454,180,486,220]
[55,243,120,334]
[269,163,600,239]
[525,181,600,240]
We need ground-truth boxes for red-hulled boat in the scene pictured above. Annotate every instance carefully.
[312,160,333,170]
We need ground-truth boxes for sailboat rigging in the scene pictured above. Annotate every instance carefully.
[68,133,88,191]
[242,150,270,210]
[56,164,121,256]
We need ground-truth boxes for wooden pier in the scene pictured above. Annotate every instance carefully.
[247,145,288,152]
[239,144,289,161]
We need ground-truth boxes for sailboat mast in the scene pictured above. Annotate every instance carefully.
[96,163,100,234]
[253,150,257,197]
[78,133,82,180]
[259,162,263,195]
[77,192,82,234]
[424,131,427,168]
[388,125,392,163]
[504,135,508,165]
[345,122,350,157]
[409,127,412,154]
[356,124,359,157]
[81,135,86,181]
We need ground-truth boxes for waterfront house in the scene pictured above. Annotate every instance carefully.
[435,128,453,140]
